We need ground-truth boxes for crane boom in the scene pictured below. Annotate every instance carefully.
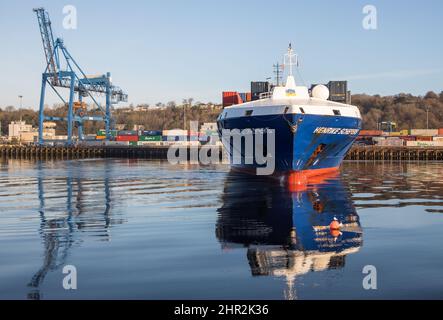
[33,8,59,85]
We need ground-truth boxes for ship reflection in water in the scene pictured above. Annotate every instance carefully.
[216,171,362,300]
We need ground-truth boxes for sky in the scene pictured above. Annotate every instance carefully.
[0,0,442,109]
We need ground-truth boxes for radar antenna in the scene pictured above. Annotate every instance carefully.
[283,43,299,77]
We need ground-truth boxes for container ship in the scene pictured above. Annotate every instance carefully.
[217,45,362,176]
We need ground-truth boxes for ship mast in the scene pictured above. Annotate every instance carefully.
[284,43,299,77]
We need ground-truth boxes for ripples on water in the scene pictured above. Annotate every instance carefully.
[0,158,442,299]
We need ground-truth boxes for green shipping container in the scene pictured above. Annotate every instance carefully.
[139,135,162,141]
[129,141,138,146]
[97,129,118,137]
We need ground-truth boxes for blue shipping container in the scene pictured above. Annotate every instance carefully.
[118,130,137,136]
[142,130,162,136]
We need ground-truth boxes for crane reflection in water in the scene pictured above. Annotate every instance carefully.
[216,171,363,300]
[27,160,124,300]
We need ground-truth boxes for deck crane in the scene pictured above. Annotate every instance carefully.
[33,8,128,145]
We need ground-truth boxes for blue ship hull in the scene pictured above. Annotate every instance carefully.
[217,113,361,174]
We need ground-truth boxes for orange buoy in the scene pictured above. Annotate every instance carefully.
[329,217,340,230]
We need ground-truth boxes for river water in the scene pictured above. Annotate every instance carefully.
[0,158,442,299]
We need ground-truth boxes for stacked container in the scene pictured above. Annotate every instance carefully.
[359,130,383,136]
[238,92,252,103]
[406,141,443,147]
[116,130,138,143]
[222,92,243,107]
[251,82,270,101]
[97,129,118,137]
[162,129,188,143]
[409,129,439,136]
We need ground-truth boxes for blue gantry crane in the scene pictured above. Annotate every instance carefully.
[33,8,128,145]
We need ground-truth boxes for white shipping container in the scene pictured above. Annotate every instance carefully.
[378,139,404,146]
[406,141,443,147]
[137,141,162,146]
[433,136,443,141]
[105,141,129,146]
[163,129,188,136]
[161,141,200,146]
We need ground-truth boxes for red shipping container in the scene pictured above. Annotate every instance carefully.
[222,91,243,107]
[416,136,433,142]
[116,135,138,142]
[399,135,416,141]
[439,128,443,135]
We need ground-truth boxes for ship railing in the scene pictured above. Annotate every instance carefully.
[259,92,272,99]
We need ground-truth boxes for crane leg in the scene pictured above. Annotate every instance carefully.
[38,74,47,145]
[67,72,75,145]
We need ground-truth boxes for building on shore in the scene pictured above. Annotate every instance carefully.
[8,121,33,139]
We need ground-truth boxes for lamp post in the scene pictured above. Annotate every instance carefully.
[18,95,23,109]
[183,101,187,131]
[426,105,429,130]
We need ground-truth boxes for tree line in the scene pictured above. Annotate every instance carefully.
[1,91,443,136]
[353,91,443,130]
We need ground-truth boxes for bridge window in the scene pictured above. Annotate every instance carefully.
[333,109,341,116]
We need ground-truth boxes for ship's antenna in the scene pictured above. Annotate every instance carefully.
[284,43,299,77]
[273,62,283,86]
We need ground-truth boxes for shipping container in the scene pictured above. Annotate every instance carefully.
[238,92,252,103]
[117,130,138,136]
[406,141,443,147]
[433,136,443,141]
[400,130,409,136]
[359,130,383,136]
[389,132,401,136]
[163,129,188,136]
[399,135,416,141]
[377,138,404,146]
[96,135,106,140]
[163,135,188,142]
[161,140,187,146]
[409,129,438,136]
[137,141,162,146]
[139,135,162,142]
[372,137,386,144]
[327,81,347,103]
[116,135,138,142]
[251,82,270,101]
[222,91,243,107]
[438,128,443,135]
[416,136,433,142]
[97,129,118,137]
[78,141,105,147]
[379,141,405,147]
[142,130,162,136]
[129,141,138,147]
[105,141,129,146]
